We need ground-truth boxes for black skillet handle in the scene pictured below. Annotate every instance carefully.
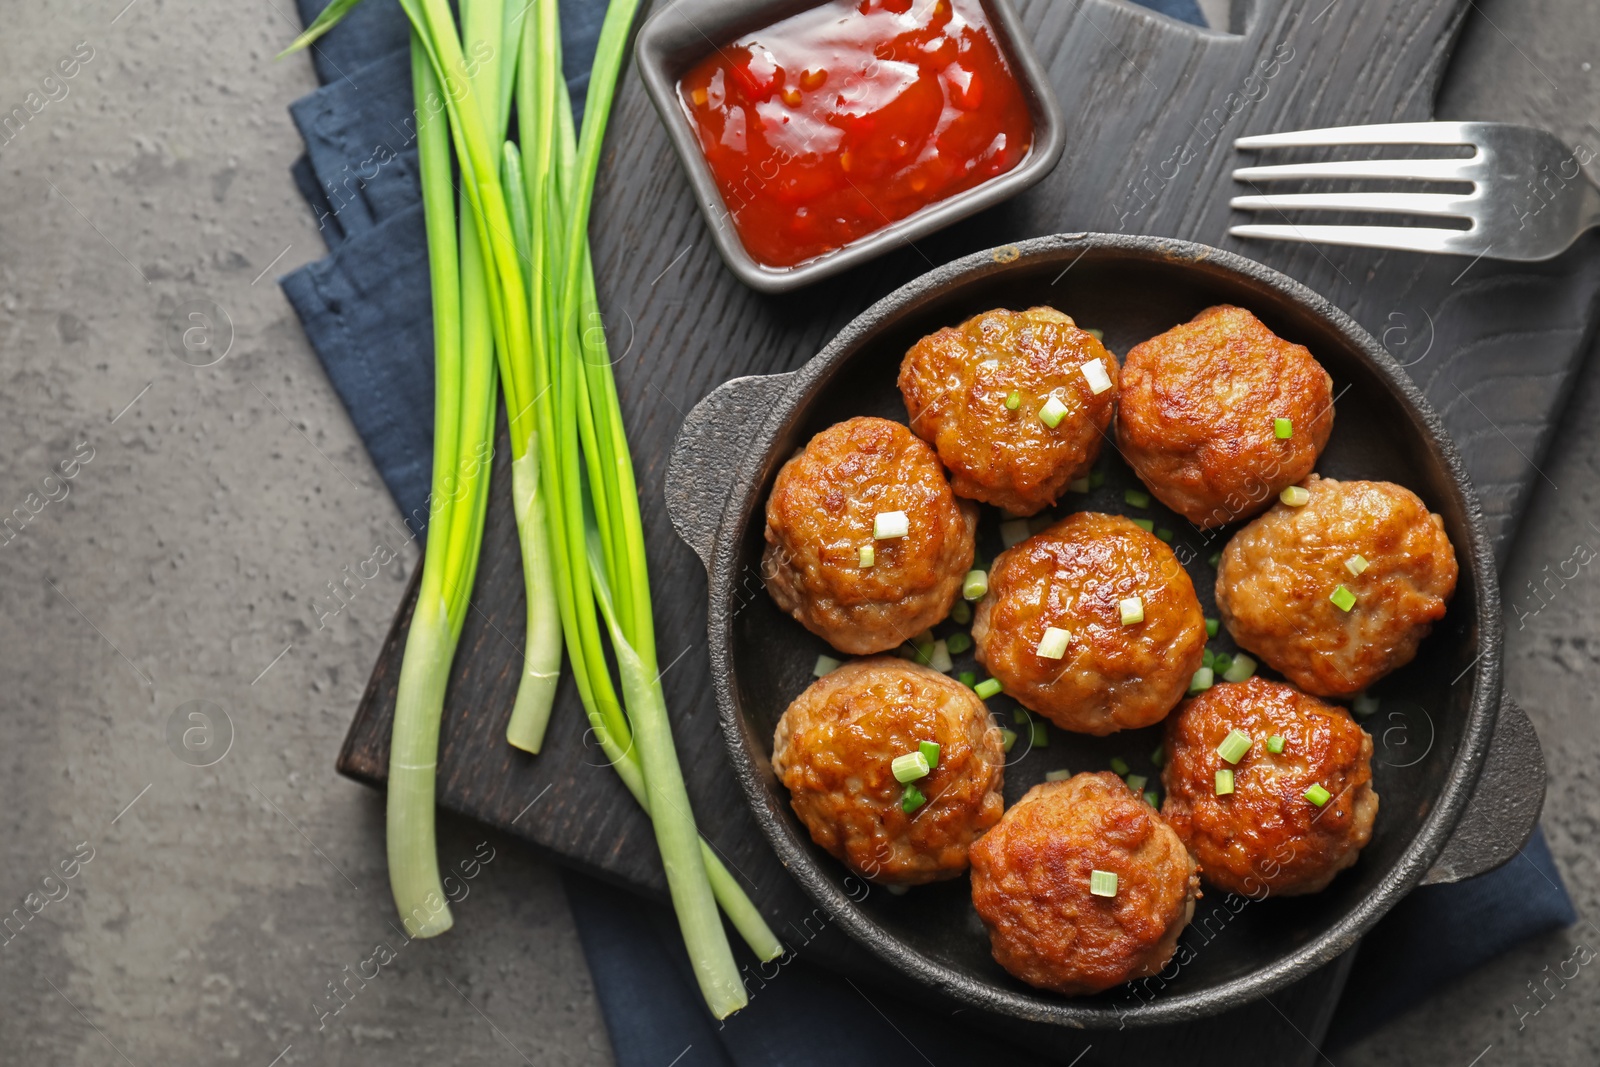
[1421,696,1546,885]
[665,372,797,573]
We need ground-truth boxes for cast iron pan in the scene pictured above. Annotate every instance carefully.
[664,233,1545,1027]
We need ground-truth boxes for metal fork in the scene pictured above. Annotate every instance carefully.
[1228,121,1600,260]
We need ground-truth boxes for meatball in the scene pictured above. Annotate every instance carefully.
[1216,475,1459,697]
[771,658,1006,885]
[764,417,978,655]
[1161,678,1378,897]
[972,512,1207,735]
[899,306,1118,515]
[970,773,1200,995]
[1116,305,1334,528]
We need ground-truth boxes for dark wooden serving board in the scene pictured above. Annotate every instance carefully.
[339,0,1600,1060]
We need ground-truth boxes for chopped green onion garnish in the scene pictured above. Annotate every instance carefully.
[1352,693,1380,717]
[1212,653,1233,675]
[813,654,841,677]
[963,569,989,600]
[1273,417,1293,439]
[1189,666,1214,694]
[1208,551,1222,568]
[958,670,977,688]
[1039,393,1070,428]
[946,632,972,655]
[1109,756,1130,776]
[1045,768,1072,782]
[1000,728,1017,752]
[928,639,953,673]
[1125,773,1148,793]
[1031,720,1049,748]
[1203,648,1216,669]
[1086,327,1104,341]
[1221,653,1257,683]
[1345,553,1369,576]
[1000,519,1030,547]
[1119,596,1145,626]
[1330,585,1357,612]
[1206,617,1220,638]
[1068,476,1091,493]
[1215,768,1235,795]
[975,678,1003,700]
[1157,527,1173,542]
[1304,783,1331,807]
[1266,734,1285,754]
[949,599,972,625]
[1124,488,1151,508]
[1279,485,1310,507]
[1012,709,1029,724]
[1217,729,1252,764]
[1080,358,1113,396]
[1089,869,1118,897]
[874,510,910,539]
[1035,626,1071,659]
[1144,790,1160,808]
[1150,744,1165,768]
[1132,518,1154,532]
[859,545,875,568]
[1028,513,1054,534]
[919,740,940,768]
[902,783,927,813]
[892,751,931,783]
[1089,468,1106,489]
[1005,389,1022,411]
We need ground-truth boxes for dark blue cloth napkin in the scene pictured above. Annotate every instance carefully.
[283,0,604,528]
[280,0,1575,1059]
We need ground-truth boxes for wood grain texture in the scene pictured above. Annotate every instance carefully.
[338,0,1599,1058]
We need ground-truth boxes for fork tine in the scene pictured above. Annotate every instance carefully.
[1229,224,1478,256]
[1235,121,1482,149]
[1230,192,1476,218]
[1233,157,1478,183]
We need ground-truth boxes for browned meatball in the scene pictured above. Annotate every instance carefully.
[1116,305,1334,528]
[764,417,978,655]
[1216,475,1459,697]
[1162,678,1378,897]
[972,512,1207,735]
[771,658,1006,885]
[899,306,1119,516]
[970,773,1200,995]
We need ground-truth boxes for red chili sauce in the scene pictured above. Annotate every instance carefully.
[677,0,1034,269]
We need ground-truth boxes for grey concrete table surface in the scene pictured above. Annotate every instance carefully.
[0,1,1595,1065]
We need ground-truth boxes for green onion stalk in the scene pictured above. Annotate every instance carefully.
[290,0,531,941]
[286,0,781,1011]
[516,0,780,1014]
[458,0,565,757]
[380,34,498,939]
